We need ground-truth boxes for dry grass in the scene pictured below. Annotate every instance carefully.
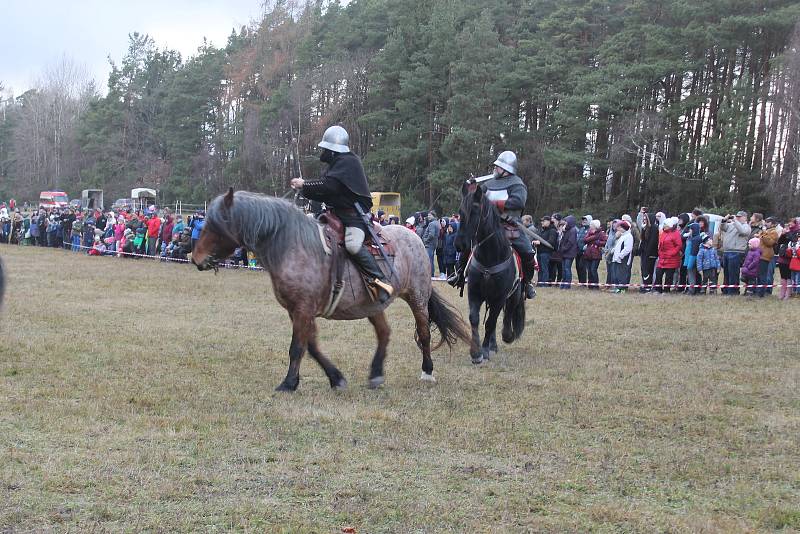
[1,245,798,532]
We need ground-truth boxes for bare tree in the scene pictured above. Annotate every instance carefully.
[11,56,97,193]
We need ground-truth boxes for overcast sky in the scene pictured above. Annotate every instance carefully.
[0,0,265,98]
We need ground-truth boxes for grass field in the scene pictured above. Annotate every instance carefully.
[1,245,799,532]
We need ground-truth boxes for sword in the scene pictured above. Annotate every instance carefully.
[471,173,496,184]
[503,217,554,249]
[354,202,399,282]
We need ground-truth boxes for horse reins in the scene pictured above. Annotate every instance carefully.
[467,197,512,269]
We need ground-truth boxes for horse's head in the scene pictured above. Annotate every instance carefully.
[454,181,481,253]
[192,188,241,272]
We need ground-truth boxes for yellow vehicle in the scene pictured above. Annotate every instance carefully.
[370,192,401,218]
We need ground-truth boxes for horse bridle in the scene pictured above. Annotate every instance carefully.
[198,211,241,273]
[470,201,508,263]
[466,196,512,270]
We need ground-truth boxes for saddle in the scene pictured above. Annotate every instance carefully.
[314,212,396,318]
[317,212,396,257]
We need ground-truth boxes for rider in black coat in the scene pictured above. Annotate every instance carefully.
[291,126,393,303]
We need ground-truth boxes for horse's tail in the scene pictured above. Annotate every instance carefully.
[428,287,471,350]
[502,287,526,343]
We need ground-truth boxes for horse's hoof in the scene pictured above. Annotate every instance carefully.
[471,355,484,365]
[419,372,436,383]
[368,376,385,389]
[332,378,348,390]
[275,383,297,392]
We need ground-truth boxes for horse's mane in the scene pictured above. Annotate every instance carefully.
[461,187,510,248]
[207,191,324,272]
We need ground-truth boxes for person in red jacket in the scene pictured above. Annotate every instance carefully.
[159,214,175,256]
[654,217,683,293]
[145,212,161,257]
[582,219,607,289]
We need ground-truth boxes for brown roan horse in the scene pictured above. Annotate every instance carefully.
[192,189,472,392]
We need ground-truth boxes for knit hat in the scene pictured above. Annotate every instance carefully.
[406,216,415,225]
[748,237,760,250]
[621,214,632,224]
[700,232,712,244]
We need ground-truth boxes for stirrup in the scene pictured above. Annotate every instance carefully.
[366,278,393,303]
[373,278,394,296]
[447,271,462,287]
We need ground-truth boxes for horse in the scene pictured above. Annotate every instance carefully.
[191,188,472,392]
[454,182,526,364]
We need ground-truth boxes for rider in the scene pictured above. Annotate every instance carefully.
[290,125,394,303]
[447,150,536,299]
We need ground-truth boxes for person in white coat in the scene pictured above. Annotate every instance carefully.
[611,220,634,293]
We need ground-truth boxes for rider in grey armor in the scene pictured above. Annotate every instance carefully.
[448,151,536,299]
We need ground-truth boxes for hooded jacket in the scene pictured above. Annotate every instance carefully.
[576,215,592,253]
[612,229,634,265]
[696,245,721,271]
[758,226,779,261]
[657,226,683,269]
[741,247,761,278]
[682,222,701,268]
[160,215,175,243]
[558,216,578,259]
[582,228,607,261]
[638,213,660,259]
[444,223,459,264]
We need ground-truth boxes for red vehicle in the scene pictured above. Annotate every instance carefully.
[39,191,70,210]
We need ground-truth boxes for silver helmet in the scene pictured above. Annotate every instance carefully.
[318,125,350,153]
[493,150,518,175]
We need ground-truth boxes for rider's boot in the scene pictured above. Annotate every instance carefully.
[522,254,536,299]
[447,254,467,287]
[351,246,394,303]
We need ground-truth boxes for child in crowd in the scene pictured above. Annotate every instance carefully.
[740,237,762,295]
[787,232,800,298]
[695,233,720,294]
[88,235,107,256]
[119,228,135,258]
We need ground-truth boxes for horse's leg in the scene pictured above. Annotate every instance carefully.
[307,336,347,390]
[481,303,503,361]
[488,330,498,354]
[366,311,391,388]
[405,296,436,383]
[275,316,313,392]
[469,295,483,364]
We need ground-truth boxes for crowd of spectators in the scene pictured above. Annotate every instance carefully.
[0,200,252,267]
[3,199,799,298]
[521,208,800,299]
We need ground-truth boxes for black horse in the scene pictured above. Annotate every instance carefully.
[455,182,526,364]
